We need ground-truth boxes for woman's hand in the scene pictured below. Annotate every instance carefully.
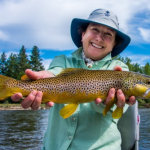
[11,69,55,110]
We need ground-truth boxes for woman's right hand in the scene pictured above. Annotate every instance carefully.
[11,69,55,110]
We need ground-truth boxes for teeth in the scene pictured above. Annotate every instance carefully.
[91,43,103,49]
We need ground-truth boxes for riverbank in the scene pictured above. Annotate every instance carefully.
[0,104,47,110]
[0,103,150,110]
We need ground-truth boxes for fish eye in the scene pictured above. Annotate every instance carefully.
[146,80,150,84]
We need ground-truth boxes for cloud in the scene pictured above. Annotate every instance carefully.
[121,52,150,66]
[0,30,8,40]
[138,28,150,43]
[130,55,150,65]
[0,0,150,50]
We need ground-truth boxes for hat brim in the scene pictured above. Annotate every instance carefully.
[71,18,131,57]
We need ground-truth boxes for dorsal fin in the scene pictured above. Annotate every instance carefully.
[56,68,85,77]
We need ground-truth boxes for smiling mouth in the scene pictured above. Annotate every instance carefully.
[91,42,104,49]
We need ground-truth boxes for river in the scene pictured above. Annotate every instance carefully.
[0,108,149,150]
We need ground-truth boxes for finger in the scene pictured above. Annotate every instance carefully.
[95,98,102,105]
[21,90,37,109]
[127,96,136,105]
[31,91,43,110]
[116,89,125,108]
[105,88,115,105]
[25,69,39,80]
[46,102,54,107]
[114,66,122,71]
[11,93,23,102]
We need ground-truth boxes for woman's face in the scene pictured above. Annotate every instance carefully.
[81,23,116,60]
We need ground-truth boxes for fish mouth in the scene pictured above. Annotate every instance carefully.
[143,88,150,98]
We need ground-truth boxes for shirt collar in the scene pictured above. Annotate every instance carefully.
[72,47,83,60]
[72,47,112,62]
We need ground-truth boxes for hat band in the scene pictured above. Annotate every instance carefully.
[88,16,119,30]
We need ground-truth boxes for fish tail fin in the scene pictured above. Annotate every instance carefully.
[59,104,78,119]
[0,75,20,100]
[112,107,123,119]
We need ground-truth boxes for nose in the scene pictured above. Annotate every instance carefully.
[95,32,104,41]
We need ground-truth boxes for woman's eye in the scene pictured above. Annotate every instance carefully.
[104,32,113,37]
[92,28,99,32]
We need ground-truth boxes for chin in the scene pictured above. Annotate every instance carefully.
[90,56,100,61]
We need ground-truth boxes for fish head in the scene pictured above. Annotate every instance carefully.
[129,73,150,99]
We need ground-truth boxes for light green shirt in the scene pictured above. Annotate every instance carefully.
[43,48,129,150]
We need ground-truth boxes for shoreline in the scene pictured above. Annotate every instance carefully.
[0,104,150,110]
[0,104,47,110]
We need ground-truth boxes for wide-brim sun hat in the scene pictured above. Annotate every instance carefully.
[71,8,131,57]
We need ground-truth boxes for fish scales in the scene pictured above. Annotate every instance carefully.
[1,68,150,119]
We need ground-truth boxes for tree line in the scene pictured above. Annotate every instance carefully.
[0,45,44,80]
[1,46,150,78]
[115,56,150,75]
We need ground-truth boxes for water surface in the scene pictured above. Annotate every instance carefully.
[0,108,149,150]
[139,108,150,150]
[0,110,49,150]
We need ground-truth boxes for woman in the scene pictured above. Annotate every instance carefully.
[12,8,135,150]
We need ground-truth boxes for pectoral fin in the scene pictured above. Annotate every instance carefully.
[59,104,78,119]
[103,97,115,116]
[112,107,123,119]
[21,75,30,81]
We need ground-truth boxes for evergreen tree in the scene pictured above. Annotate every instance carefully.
[114,56,143,73]
[143,62,150,75]
[132,63,143,73]
[30,46,44,71]
[0,52,7,75]
[5,53,18,78]
[114,56,134,71]
[123,57,134,71]
[17,45,31,79]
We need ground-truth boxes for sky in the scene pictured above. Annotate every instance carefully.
[0,0,150,69]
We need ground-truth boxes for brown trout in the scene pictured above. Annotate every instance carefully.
[0,68,150,119]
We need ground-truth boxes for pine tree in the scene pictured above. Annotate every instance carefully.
[17,45,31,79]
[5,53,19,78]
[114,56,143,73]
[0,52,7,75]
[30,46,44,71]
[132,63,143,73]
[143,63,150,75]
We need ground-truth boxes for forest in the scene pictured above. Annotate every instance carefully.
[0,45,150,107]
